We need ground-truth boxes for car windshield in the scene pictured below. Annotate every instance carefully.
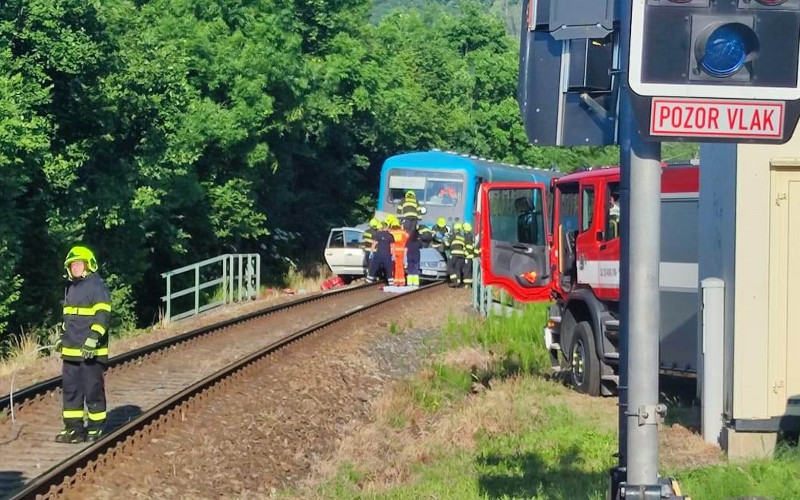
[386,168,465,207]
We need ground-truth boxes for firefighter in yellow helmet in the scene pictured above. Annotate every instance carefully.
[447,223,466,287]
[360,217,380,275]
[397,190,421,233]
[55,245,112,444]
[461,222,475,288]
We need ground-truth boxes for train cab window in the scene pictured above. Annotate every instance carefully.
[387,169,464,206]
[605,182,620,240]
[581,186,595,233]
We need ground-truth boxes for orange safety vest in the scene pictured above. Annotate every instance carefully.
[389,228,408,284]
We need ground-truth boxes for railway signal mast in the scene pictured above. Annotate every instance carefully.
[516,0,800,498]
[621,0,800,497]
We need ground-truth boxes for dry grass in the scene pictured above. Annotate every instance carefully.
[300,375,557,495]
[284,263,335,293]
[297,369,725,498]
[436,346,497,375]
[0,333,49,378]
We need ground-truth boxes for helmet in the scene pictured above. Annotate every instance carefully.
[463,222,472,232]
[64,245,98,278]
[405,190,416,199]
[453,222,463,231]
[437,217,446,227]
[369,217,379,229]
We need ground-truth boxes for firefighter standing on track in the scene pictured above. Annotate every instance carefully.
[55,246,112,444]
[367,220,394,285]
[447,223,467,287]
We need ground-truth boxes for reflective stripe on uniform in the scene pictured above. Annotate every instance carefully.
[61,347,109,357]
[87,411,107,421]
[91,324,106,335]
[63,409,84,419]
[63,302,111,316]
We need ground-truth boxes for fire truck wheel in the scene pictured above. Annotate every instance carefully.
[569,321,600,396]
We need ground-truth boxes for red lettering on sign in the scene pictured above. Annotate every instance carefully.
[709,108,719,130]
[727,108,739,130]
[650,98,784,139]
[659,106,671,128]
[671,107,681,128]
[764,109,775,131]
[683,106,694,129]
[750,110,761,131]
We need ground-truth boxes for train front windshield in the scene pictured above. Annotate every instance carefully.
[385,168,466,222]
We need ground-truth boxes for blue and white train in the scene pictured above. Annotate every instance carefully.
[376,149,561,227]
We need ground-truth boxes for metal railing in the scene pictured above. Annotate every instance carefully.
[471,258,517,317]
[161,254,261,324]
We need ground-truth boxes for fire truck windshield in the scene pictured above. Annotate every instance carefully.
[487,187,546,247]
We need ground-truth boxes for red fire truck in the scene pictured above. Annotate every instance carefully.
[476,162,699,396]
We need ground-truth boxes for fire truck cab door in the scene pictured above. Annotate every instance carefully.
[478,182,552,302]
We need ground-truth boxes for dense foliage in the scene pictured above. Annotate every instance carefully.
[1,0,685,347]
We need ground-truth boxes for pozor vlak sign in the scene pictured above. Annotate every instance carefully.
[627,0,800,144]
[651,98,784,139]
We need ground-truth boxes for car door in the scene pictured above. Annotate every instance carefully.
[478,182,552,302]
[325,229,347,275]
[341,229,365,274]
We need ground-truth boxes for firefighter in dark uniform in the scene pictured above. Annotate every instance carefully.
[405,226,422,287]
[431,217,450,256]
[447,223,467,287]
[462,222,475,288]
[367,220,395,285]
[417,223,433,248]
[55,246,112,443]
[361,217,379,274]
[397,190,420,233]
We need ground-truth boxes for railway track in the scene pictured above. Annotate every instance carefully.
[0,281,436,499]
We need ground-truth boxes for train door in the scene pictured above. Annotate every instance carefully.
[478,182,552,302]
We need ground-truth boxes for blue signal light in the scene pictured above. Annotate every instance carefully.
[699,25,747,78]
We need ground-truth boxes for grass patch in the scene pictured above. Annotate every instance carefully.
[676,444,800,500]
[409,365,473,412]
[284,262,333,292]
[440,303,551,378]
[285,297,800,500]
[0,330,57,378]
[291,376,617,500]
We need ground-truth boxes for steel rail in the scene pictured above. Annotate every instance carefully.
[9,281,442,499]
[0,282,374,414]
